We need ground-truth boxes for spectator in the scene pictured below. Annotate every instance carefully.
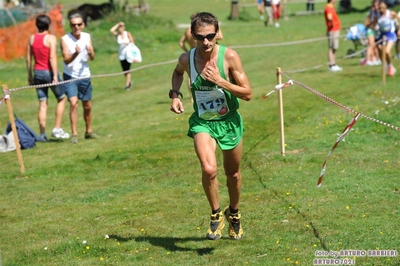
[26,14,69,142]
[256,0,265,20]
[272,0,281,27]
[60,13,96,143]
[110,21,135,90]
[324,0,343,72]
[306,0,315,11]
[264,0,273,26]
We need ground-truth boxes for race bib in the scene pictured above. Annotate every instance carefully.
[195,89,229,120]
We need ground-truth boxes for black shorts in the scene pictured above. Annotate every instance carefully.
[120,59,131,72]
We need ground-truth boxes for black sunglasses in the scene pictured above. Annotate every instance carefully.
[71,23,83,27]
[193,33,217,41]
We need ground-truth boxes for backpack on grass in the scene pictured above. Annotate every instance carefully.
[5,115,40,149]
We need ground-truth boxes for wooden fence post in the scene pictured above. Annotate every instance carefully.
[276,68,285,156]
[382,35,386,85]
[2,84,25,174]
[229,0,239,20]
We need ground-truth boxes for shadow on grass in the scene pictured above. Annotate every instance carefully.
[46,138,69,143]
[108,235,214,255]
[242,130,329,251]
[339,72,384,79]
[156,101,171,105]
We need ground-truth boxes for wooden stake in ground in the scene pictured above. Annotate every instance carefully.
[229,0,239,20]
[382,35,386,85]
[2,84,25,174]
[276,67,285,156]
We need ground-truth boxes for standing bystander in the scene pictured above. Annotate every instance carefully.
[272,0,281,27]
[306,0,315,11]
[264,0,273,26]
[170,12,252,241]
[61,13,96,143]
[256,0,265,20]
[109,21,135,91]
[26,14,69,142]
[324,0,343,72]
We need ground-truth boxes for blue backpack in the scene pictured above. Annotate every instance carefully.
[6,115,40,149]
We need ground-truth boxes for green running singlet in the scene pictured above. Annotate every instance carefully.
[187,45,244,150]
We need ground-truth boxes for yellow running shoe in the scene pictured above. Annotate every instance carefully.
[224,206,244,240]
[206,210,225,240]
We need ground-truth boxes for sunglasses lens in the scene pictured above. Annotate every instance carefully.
[194,34,203,41]
[206,33,216,40]
[195,33,216,41]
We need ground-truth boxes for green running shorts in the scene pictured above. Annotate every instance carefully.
[187,111,244,150]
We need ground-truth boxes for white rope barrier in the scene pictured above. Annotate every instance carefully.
[3,33,368,92]
[230,35,332,49]
[7,59,177,92]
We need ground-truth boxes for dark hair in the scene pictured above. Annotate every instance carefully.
[190,12,219,34]
[190,12,198,21]
[35,14,51,32]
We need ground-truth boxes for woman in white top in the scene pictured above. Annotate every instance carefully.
[110,22,134,90]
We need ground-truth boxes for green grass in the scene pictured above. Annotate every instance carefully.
[0,0,399,265]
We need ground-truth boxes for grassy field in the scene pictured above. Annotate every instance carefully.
[0,0,399,265]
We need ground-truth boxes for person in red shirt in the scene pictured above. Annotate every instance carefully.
[26,14,69,142]
[324,0,342,72]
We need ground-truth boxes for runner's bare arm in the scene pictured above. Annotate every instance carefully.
[170,53,189,114]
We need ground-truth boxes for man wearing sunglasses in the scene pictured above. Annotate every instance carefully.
[61,13,96,144]
[179,12,224,102]
[170,12,252,241]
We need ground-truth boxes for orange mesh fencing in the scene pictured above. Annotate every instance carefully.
[0,4,65,61]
